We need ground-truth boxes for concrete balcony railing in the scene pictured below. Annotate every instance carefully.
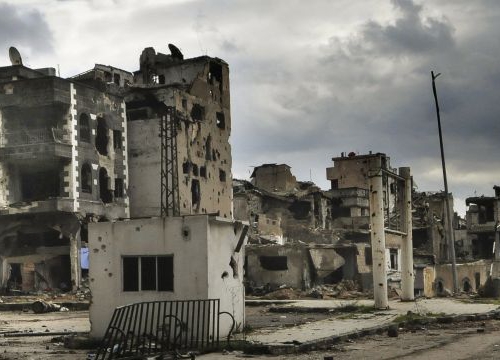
[0,128,72,161]
[0,128,70,147]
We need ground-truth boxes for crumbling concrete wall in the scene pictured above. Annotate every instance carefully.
[88,215,245,338]
[127,54,232,219]
[434,260,491,295]
[245,244,312,290]
[250,164,297,192]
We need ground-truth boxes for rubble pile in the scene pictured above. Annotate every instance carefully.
[305,280,365,299]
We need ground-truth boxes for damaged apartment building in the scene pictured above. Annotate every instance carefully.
[0,52,129,293]
[238,153,406,293]
[0,45,246,340]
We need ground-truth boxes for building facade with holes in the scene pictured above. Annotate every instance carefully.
[0,64,129,292]
[87,46,247,340]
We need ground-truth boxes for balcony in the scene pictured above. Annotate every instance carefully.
[0,128,72,162]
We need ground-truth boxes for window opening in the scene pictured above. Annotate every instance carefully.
[190,104,205,121]
[219,169,226,182]
[259,256,288,271]
[182,161,190,174]
[365,247,372,265]
[158,75,165,84]
[113,73,120,85]
[96,117,108,155]
[99,168,113,203]
[389,249,398,270]
[200,166,207,178]
[216,112,225,129]
[79,114,91,143]
[191,179,200,208]
[114,178,124,198]
[205,136,212,160]
[113,130,122,150]
[192,164,199,176]
[123,256,173,292]
[81,164,92,193]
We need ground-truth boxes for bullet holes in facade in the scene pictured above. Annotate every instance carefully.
[81,163,92,194]
[96,117,108,156]
[191,104,205,122]
[216,112,225,129]
[79,113,91,143]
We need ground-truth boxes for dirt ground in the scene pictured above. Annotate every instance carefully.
[0,311,90,360]
[2,308,500,359]
[201,319,500,360]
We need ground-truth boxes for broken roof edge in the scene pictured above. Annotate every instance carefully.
[331,152,387,161]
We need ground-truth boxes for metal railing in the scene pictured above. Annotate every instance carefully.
[95,299,235,359]
[0,128,70,147]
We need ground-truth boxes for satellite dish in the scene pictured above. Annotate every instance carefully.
[9,47,22,65]
[168,44,184,60]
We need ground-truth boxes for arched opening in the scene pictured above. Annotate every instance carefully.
[81,163,92,193]
[99,168,112,203]
[79,113,91,143]
[96,117,108,155]
[436,279,444,296]
[462,278,472,293]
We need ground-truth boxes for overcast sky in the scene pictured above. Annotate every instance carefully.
[2,0,499,215]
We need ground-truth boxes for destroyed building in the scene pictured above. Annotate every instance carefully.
[239,154,407,294]
[0,57,129,293]
[82,46,246,339]
[465,187,500,259]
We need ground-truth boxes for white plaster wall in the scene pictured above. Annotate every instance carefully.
[89,215,245,339]
[206,217,245,334]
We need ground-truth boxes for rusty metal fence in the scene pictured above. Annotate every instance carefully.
[95,299,235,359]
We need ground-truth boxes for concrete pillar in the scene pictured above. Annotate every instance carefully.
[399,167,414,301]
[495,224,500,261]
[70,228,81,291]
[369,156,388,309]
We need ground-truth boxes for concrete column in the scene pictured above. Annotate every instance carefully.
[399,167,414,301]
[495,225,500,261]
[369,156,388,309]
[70,228,81,291]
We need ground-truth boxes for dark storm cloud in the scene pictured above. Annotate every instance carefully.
[229,0,500,207]
[361,0,455,54]
[0,3,54,55]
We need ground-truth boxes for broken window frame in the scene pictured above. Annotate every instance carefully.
[81,163,92,194]
[96,117,108,156]
[79,113,91,143]
[113,130,123,150]
[122,255,174,292]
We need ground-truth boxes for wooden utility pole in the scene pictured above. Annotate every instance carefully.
[431,71,458,294]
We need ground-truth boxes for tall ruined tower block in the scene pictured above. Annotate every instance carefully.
[126,47,232,219]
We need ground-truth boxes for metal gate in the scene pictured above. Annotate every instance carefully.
[95,299,235,359]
